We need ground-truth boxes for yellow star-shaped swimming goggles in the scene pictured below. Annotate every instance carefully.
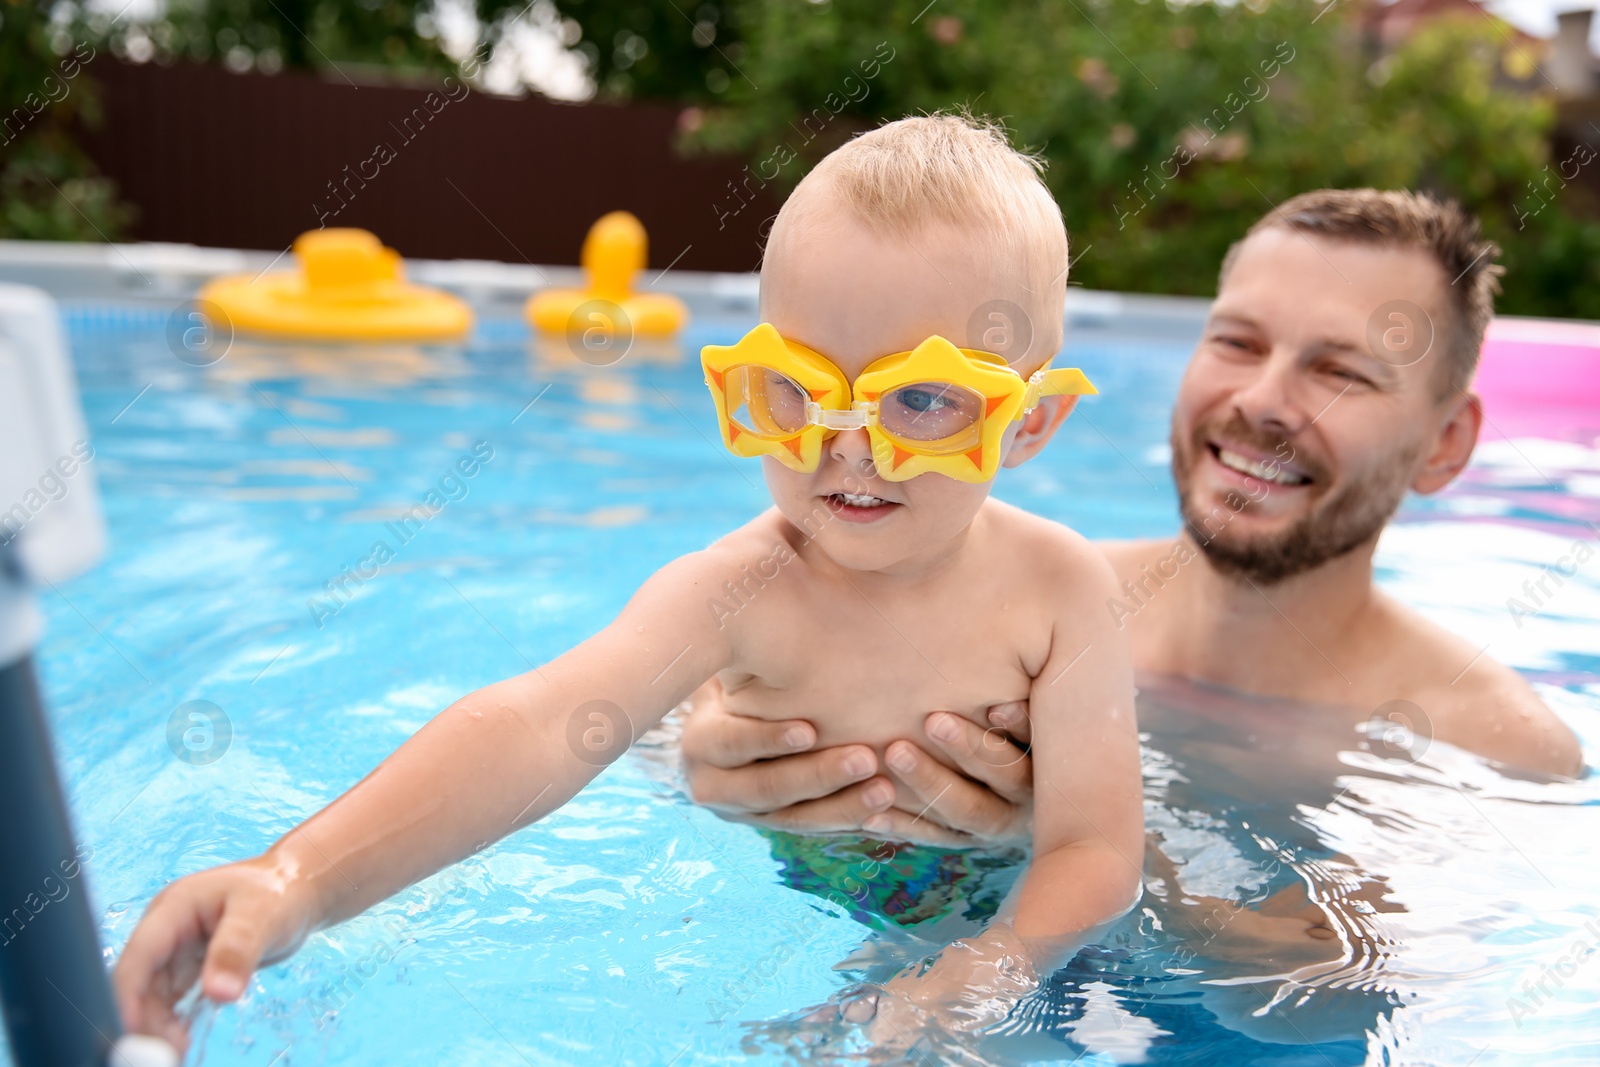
[701,323,1097,483]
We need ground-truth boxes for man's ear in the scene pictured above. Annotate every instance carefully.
[1412,390,1481,495]
[1002,395,1079,469]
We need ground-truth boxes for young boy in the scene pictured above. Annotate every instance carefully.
[115,114,1143,1048]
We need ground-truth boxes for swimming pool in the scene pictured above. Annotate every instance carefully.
[12,286,1600,1066]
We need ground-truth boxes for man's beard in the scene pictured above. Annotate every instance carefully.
[1170,412,1418,585]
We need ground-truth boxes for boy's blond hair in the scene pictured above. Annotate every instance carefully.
[763,113,1070,361]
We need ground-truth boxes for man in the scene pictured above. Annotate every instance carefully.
[679,188,1583,848]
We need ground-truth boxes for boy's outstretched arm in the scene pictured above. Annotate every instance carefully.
[871,549,1142,1035]
[114,547,743,1048]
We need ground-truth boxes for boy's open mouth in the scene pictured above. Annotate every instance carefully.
[826,491,902,523]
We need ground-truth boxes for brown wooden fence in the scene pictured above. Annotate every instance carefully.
[80,60,779,272]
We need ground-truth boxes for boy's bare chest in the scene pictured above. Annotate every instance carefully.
[716,577,1051,750]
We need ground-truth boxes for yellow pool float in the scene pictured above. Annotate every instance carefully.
[200,229,472,342]
[527,211,688,338]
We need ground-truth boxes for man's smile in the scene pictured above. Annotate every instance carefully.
[1206,438,1314,488]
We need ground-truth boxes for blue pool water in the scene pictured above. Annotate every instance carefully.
[13,304,1600,1065]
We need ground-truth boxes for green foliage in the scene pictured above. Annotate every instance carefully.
[681,0,1600,319]
[1,0,1595,318]
[95,0,455,74]
[0,133,132,240]
[76,0,518,75]
[0,0,128,240]
[76,0,738,92]
[551,0,739,101]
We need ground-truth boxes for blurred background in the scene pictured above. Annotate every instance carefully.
[2,0,1598,316]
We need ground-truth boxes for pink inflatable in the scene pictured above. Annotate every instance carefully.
[1473,318,1600,443]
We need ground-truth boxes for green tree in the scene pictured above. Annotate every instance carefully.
[0,1,130,240]
[0,0,735,241]
[683,0,1600,318]
[80,0,738,92]
[548,0,738,100]
[101,0,462,75]
[4,0,1596,317]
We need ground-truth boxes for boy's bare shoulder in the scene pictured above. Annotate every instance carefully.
[983,499,1115,590]
[649,509,794,589]
[701,508,795,560]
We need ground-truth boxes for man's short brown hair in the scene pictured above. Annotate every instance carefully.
[1218,189,1503,398]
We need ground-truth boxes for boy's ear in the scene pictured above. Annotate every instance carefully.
[1001,395,1078,469]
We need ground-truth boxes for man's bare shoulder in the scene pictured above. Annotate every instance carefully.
[1367,592,1582,777]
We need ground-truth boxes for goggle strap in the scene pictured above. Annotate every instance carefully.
[1023,365,1099,411]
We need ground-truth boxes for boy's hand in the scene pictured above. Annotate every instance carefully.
[113,853,323,1053]
[805,925,1040,1054]
[873,925,1040,1037]
[680,679,1033,846]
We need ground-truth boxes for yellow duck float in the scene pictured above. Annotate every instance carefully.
[527,211,688,339]
[200,229,473,342]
